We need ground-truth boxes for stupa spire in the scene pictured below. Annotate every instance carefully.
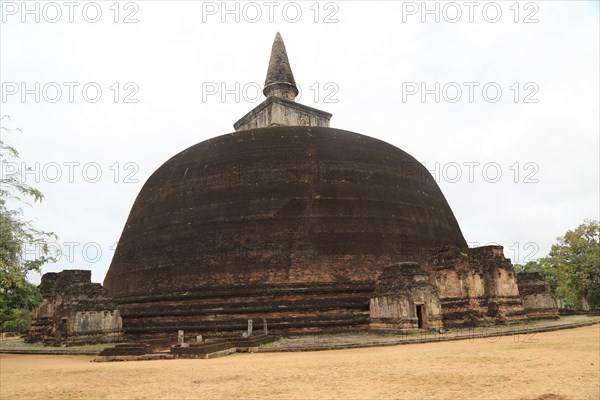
[263,32,298,101]
[233,33,332,131]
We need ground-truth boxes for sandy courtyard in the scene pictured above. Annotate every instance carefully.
[1,325,598,400]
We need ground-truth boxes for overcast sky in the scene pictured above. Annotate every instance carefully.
[1,0,598,284]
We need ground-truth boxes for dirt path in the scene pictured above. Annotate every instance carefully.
[1,325,598,400]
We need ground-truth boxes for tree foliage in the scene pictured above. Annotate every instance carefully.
[1,115,57,290]
[0,280,41,333]
[1,115,56,332]
[515,220,600,310]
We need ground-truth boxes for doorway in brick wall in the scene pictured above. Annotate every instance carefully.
[416,304,424,329]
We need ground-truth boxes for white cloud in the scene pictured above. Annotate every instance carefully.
[1,1,598,283]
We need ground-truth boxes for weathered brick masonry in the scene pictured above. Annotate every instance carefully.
[98,33,557,340]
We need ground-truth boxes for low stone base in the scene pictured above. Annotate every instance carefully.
[97,343,150,357]
[233,335,279,350]
[524,308,560,320]
[370,317,442,333]
[172,347,238,359]
[94,353,174,362]
[94,335,280,362]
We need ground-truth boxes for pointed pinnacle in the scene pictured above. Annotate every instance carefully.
[263,32,298,100]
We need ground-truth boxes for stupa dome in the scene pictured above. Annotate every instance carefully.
[103,34,466,337]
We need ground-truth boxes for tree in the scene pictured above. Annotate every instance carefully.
[0,280,41,333]
[515,220,600,310]
[1,115,57,288]
[0,115,57,330]
[545,220,599,310]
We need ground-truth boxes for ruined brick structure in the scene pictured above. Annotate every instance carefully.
[422,246,528,327]
[28,270,121,345]
[102,33,557,339]
[517,272,559,319]
[370,262,442,331]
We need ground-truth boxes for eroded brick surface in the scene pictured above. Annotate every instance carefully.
[28,270,121,345]
[103,126,467,338]
[517,272,559,319]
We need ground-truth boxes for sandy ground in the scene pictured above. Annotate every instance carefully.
[1,325,598,400]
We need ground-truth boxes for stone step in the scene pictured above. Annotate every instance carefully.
[119,297,370,318]
[114,282,375,305]
[123,313,370,334]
